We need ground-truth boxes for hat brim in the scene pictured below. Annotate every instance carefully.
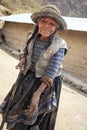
[31,11,67,30]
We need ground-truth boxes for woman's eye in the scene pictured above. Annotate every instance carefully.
[40,19,56,27]
[41,20,47,24]
[50,23,55,26]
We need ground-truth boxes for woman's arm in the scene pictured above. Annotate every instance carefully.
[25,48,66,115]
[32,48,66,96]
[45,48,65,79]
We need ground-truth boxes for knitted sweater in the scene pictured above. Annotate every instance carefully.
[31,36,65,79]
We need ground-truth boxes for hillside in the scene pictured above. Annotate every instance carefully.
[0,0,42,13]
[0,0,87,18]
[38,0,87,18]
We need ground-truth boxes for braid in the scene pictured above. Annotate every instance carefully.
[27,25,38,45]
[24,25,39,54]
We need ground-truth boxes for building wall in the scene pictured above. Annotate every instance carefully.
[59,30,87,83]
[1,22,34,49]
[1,22,87,84]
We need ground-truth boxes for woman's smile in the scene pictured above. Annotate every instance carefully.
[38,17,57,39]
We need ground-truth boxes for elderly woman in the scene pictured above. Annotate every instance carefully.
[0,5,67,130]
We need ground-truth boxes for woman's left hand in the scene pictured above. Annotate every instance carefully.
[24,82,47,115]
[24,92,40,115]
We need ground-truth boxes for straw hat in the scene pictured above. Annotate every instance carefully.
[31,5,67,30]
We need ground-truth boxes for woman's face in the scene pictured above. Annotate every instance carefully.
[38,17,57,40]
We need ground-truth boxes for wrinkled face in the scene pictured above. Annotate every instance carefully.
[38,17,57,40]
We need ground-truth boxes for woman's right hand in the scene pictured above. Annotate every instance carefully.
[15,58,26,71]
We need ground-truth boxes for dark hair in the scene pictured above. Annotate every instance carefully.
[23,25,39,54]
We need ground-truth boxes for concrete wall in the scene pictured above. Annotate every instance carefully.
[0,22,87,84]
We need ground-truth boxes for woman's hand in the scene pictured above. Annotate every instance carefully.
[25,92,40,115]
[15,58,26,71]
[25,82,47,115]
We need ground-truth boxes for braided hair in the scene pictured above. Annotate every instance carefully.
[23,25,39,55]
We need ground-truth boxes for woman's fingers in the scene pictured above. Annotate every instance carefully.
[25,104,36,115]
[15,64,19,69]
[24,95,40,115]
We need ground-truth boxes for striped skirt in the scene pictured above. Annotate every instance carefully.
[0,70,62,130]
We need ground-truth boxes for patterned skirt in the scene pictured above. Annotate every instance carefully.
[0,70,62,130]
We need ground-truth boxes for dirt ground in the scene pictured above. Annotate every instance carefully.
[0,48,87,130]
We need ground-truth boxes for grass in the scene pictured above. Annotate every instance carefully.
[1,0,42,13]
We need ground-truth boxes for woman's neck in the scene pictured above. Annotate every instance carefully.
[40,36,50,41]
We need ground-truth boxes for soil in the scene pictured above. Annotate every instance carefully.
[0,49,87,130]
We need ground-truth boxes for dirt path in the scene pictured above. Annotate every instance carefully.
[0,49,87,130]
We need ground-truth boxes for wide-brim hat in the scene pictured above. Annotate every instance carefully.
[31,5,67,30]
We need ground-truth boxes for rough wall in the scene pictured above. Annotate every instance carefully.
[0,23,87,84]
[59,30,87,84]
[1,22,34,49]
